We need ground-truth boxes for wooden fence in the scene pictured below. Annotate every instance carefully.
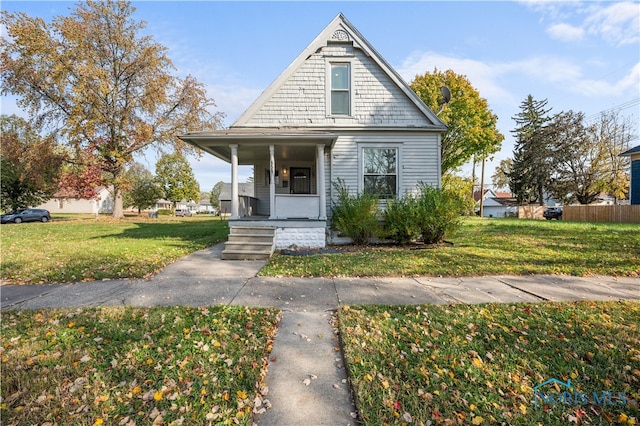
[518,205,545,219]
[563,205,640,224]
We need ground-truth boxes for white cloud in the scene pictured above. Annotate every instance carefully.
[398,52,517,107]
[526,1,640,46]
[584,2,640,46]
[546,22,584,42]
[398,50,639,108]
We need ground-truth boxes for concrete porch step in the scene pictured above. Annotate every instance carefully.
[228,234,275,243]
[221,225,276,261]
[223,241,274,252]
[220,249,273,261]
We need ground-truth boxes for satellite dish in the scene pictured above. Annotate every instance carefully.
[439,86,451,105]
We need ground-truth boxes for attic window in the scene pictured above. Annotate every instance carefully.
[330,63,350,115]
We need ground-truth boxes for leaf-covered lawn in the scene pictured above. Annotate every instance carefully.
[339,301,640,425]
[0,216,229,284]
[0,306,281,425]
[261,219,640,277]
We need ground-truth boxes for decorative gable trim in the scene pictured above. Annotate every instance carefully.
[234,13,446,130]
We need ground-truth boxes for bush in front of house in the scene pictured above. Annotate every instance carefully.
[157,209,172,216]
[383,184,466,245]
[414,183,465,244]
[331,179,380,245]
[383,195,420,245]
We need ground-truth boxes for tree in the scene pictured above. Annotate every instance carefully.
[122,163,163,213]
[546,111,602,205]
[155,153,200,209]
[209,181,225,210]
[0,115,66,211]
[1,1,222,218]
[410,68,504,174]
[593,111,634,203]
[492,158,513,190]
[509,95,553,205]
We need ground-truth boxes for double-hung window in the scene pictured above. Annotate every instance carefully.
[363,148,398,198]
[330,63,350,115]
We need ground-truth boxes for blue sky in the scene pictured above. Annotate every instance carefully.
[2,1,639,192]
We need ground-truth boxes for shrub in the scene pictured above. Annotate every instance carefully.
[157,209,171,216]
[415,183,465,244]
[383,196,420,245]
[331,179,380,245]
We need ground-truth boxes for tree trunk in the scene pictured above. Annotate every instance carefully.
[112,186,125,219]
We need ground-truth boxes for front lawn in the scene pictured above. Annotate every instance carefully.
[261,219,640,277]
[339,300,640,425]
[0,306,281,426]
[0,216,229,284]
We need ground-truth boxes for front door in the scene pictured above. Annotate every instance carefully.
[290,167,311,194]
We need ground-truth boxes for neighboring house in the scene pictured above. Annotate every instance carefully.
[482,197,519,218]
[197,198,217,214]
[621,145,640,205]
[179,14,446,249]
[474,189,517,218]
[153,199,172,211]
[37,186,114,214]
[218,183,256,217]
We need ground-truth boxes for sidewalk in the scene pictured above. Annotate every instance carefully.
[1,243,638,425]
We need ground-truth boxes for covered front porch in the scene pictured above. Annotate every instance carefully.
[180,129,337,250]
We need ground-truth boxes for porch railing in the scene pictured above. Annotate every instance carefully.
[274,194,320,219]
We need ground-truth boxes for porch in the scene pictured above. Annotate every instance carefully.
[180,129,337,251]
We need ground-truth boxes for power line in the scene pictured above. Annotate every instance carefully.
[584,98,640,123]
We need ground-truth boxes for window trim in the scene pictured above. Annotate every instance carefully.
[326,59,354,117]
[359,144,402,199]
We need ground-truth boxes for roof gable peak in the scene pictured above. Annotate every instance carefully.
[233,13,445,129]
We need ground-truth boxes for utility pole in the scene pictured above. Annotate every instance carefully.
[479,155,486,218]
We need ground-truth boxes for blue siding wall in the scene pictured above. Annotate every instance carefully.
[632,159,640,205]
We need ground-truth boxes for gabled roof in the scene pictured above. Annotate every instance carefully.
[620,145,640,156]
[233,13,446,129]
[219,183,254,200]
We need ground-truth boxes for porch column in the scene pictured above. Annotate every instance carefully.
[230,144,239,219]
[269,145,276,219]
[317,144,327,219]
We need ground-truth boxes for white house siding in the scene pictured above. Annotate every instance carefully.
[244,44,430,128]
[36,188,114,214]
[327,132,440,212]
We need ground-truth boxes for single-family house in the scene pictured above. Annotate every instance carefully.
[621,145,640,205]
[179,14,446,258]
[37,186,114,215]
[473,189,517,218]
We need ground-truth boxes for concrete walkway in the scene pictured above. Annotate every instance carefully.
[1,243,638,425]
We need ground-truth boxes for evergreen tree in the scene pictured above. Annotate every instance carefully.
[509,95,553,205]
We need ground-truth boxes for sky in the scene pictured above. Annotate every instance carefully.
[2,0,639,193]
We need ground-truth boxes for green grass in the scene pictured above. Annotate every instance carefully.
[261,219,640,277]
[0,216,229,284]
[0,306,281,426]
[338,301,640,425]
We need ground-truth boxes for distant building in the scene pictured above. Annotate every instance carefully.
[37,186,114,214]
[621,145,640,205]
[218,183,255,217]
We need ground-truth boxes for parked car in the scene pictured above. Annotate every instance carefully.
[543,207,563,220]
[1,209,51,224]
[175,209,192,217]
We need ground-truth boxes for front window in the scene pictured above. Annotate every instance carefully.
[363,148,397,198]
[331,63,350,115]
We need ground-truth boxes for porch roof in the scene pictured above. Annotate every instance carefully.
[179,128,338,163]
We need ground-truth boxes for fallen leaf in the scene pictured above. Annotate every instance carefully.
[472,416,484,425]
